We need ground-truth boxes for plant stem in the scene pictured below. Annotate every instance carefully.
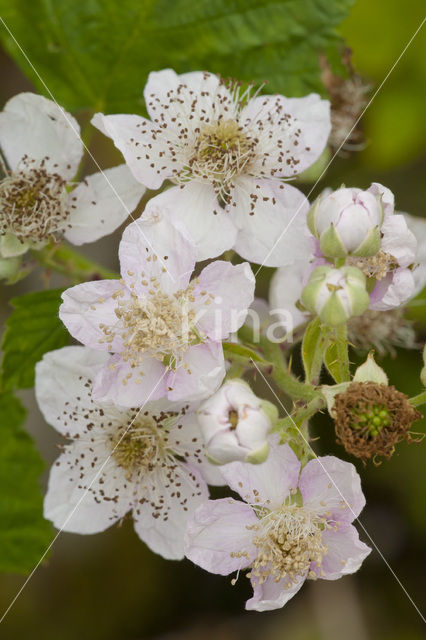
[409,390,426,407]
[33,244,118,283]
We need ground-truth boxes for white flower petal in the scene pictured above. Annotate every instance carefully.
[143,69,235,134]
[35,346,110,437]
[240,93,331,177]
[91,112,173,189]
[231,177,312,266]
[184,498,258,574]
[64,164,146,245]
[133,464,208,560]
[221,437,301,510]
[370,268,415,311]
[269,259,312,334]
[193,261,255,340]
[118,208,196,295]
[380,214,417,268]
[0,93,83,178]
[44,446,131,534]
[148,183,237,260]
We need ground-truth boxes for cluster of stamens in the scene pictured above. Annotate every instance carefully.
[185,119,257,198]
[110,415,169,480]
[347,250,398,280]
[245,505,328,587]
[99,274,206,382]
[0,156,69,243]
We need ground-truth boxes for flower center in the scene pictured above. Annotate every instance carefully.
[101,282,201,373]
[186,119,256,196]
[0,162,68,244]
[110,416,168,480]
[347,250,398,280]
[247,504,327,586]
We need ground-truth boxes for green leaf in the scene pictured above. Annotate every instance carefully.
[0,0,353,114]
[302,317,331,384]
[324,325,350,383]
[0,392,52,573]
[1,288,69,391]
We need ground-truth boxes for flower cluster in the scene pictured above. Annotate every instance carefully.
[4,67,423,613]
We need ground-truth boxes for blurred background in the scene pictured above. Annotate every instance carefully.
[0,0,425,638]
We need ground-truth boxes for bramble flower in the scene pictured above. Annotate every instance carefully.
[0,93,145,261]
[59,205,255,407]
[185,437,370,611]
[301,265,370,326]
[197,379,277,465]
[93,68,330,265]
[35,346,223,559]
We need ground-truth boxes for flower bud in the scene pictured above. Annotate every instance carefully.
[301,265,370,326]
[308,187,383,258]
[197,380,276,465]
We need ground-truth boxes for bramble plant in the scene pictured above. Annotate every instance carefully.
[0,0,425,620]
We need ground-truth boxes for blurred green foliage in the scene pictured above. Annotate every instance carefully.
[0,393,52,573]
[340,0,426,169]
[0,0,353,113]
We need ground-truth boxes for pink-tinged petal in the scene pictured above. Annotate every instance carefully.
[221,437,301,509]
[149,183,237,260]
[240,93,330,177]
[44,446,131,534]
[60,280,127,351]
[35,346,109,437]
[91,112,173,189]
[300,456,365,523]
[315,523,371,580]
[370,268,415,311]
[231,177,312,267]
[133,463,208,560]
[143,69,235,134]
[92,354,167,408]
[64,164,146,245]
[246,573,306,612]
[0,93,83,178]
[404,213,426,295]
[380,215,417,268]
[367,182,394,218]
[193,261,255,340]
[167,342,225,402]
[184,498,258,574]
[118,207,196,295]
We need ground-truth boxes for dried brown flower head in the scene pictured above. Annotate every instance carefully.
[334,382,422,463]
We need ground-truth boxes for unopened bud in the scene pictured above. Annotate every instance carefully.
[301,265,370,326]
[308,187,383,258]
[197,380,276,465]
